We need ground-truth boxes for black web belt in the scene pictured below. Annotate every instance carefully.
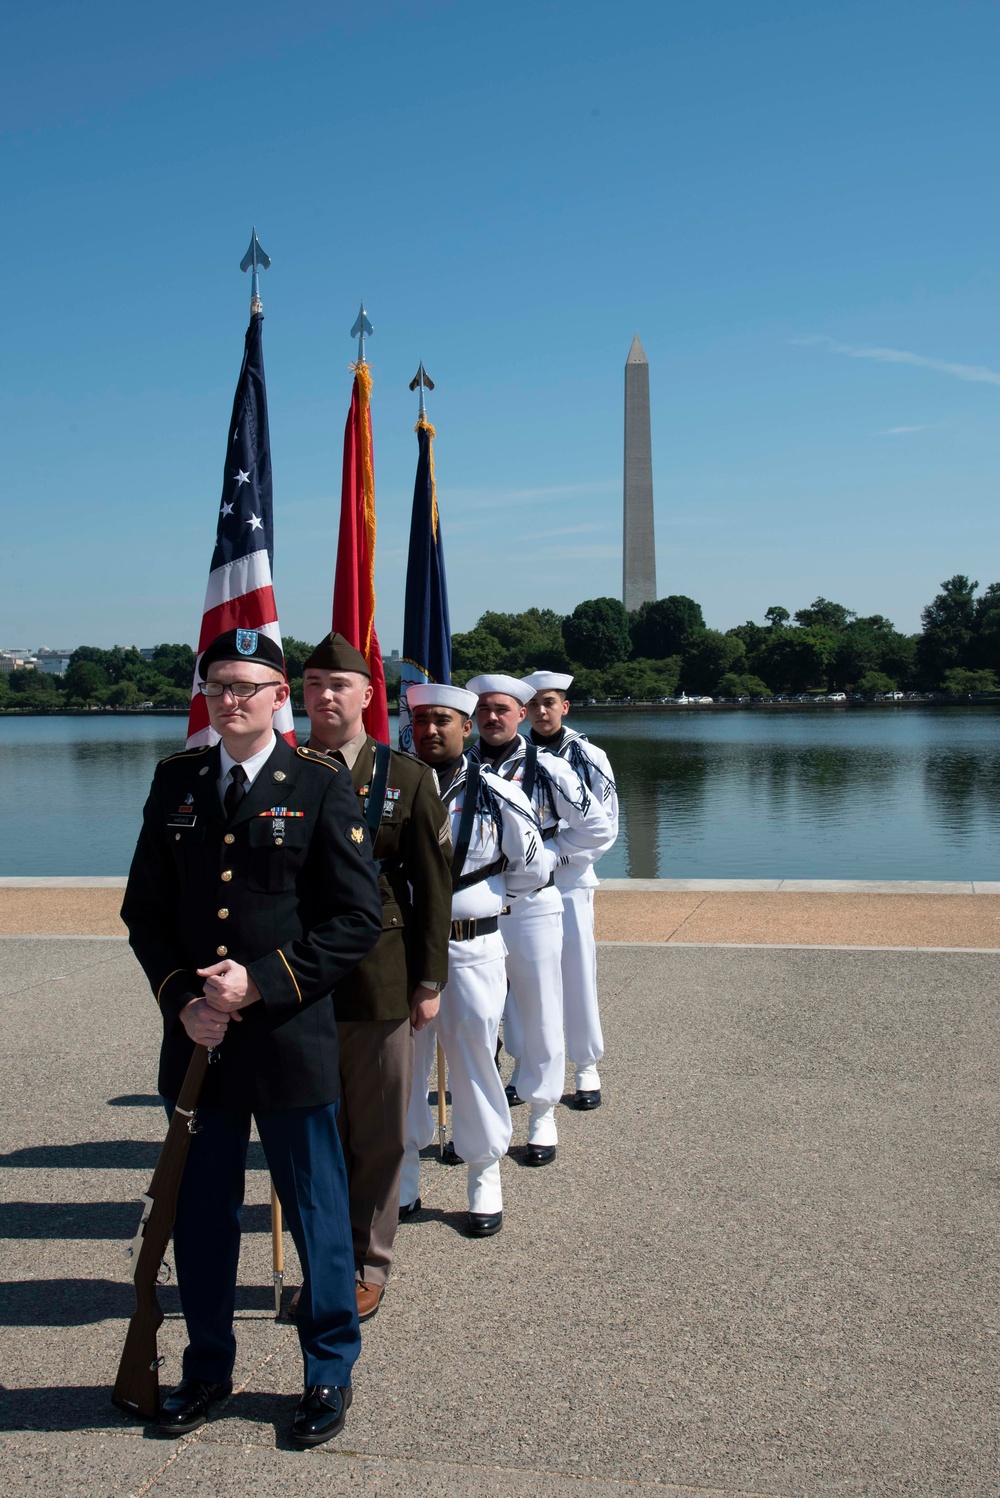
[451,913,505,941]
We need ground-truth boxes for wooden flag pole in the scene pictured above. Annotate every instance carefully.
[436,1038,448,1156]
[270,1179,283,1319]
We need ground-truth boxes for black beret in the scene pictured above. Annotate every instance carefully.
[199,628,285,677]
[302,632,370,677]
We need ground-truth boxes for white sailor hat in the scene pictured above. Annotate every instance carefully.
[466,673,535,704]
[522,671,574,694]
[407,683,479,717]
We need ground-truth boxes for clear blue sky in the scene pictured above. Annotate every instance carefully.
[3,0,999,652]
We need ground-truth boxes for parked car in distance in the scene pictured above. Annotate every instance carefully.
[828,692,847,701]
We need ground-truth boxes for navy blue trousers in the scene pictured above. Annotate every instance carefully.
[165,1097,361,1388]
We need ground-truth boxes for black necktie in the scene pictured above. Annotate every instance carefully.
[224,764,248,820]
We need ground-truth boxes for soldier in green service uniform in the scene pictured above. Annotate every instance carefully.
[298,632,452,1323]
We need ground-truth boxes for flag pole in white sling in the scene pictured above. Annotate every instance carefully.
[239,229,285,1319]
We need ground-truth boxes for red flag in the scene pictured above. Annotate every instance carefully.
[333,361,389,742]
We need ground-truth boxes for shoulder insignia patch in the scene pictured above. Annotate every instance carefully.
[296,746,339,770]
[158,745,212,766]
[349,825,365,845]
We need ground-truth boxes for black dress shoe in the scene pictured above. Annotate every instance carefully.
[573,1088,601,1110]
[504,1082,524,1105]
[156,1378,232,1437]
[398,1195,421,1221]
[290,1384,353,1448]
[441,1140,464,1165]
[467,1210,503,1237]
[525,1143,556,1166]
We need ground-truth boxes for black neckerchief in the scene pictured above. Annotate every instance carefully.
[530,726,566,751]
[434,754,464,795]
[476,735,521,767]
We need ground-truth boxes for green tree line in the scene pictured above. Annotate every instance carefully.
[3,577,998,711]
[451,576,1000,699]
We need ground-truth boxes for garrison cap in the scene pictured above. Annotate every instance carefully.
[199,628,285,677]
[466,673,534,704]
[407,683,479,717]
[523,671,574,694]
[302,632,371,676]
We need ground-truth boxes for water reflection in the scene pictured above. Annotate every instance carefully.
[0,709,998,880]
[924,752,1000,834]
[576,706,1000,881]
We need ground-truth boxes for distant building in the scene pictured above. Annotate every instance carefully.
[382,648,402,684]
[39,657,71,674]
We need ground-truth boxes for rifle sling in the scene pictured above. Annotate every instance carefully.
[364,741,392,838]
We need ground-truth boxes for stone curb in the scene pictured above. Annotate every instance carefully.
[3,876,999,894]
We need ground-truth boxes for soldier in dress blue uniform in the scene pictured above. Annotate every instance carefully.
[120,628,382,1449]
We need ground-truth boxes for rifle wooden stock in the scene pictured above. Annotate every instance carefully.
[112,1044,210,1420]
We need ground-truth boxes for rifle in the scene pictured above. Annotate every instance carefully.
[112,1044,210,1420]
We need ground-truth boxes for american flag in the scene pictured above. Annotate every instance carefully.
[186,314,295,747]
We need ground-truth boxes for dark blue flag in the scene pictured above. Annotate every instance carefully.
[399,418,451,753]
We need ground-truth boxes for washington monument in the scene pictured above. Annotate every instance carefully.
[622,333,656,612]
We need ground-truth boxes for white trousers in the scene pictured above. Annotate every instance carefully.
[560,885,604,1067]
[407,1022,438,1155]
[404,935,512,1201]
[501,905,565,1108]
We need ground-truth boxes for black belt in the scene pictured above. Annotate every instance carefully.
[450,912,507,942]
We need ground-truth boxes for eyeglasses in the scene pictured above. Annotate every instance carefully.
[199,681,280,699]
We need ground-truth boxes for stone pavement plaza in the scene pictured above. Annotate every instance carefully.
[0,886,998,1496]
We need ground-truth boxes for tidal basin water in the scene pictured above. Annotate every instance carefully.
[0,708,998,880]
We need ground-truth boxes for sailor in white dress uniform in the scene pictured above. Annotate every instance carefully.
[402,683,552,1236]
[465,673,611,1162]
[522,671,618,1109]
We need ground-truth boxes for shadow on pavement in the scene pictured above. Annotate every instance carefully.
[0,1279,279,1326]
[1,1201,274,1239]
[0,1141,269,1170]
[399,1206,482,1238]
[0,1385,298,1441]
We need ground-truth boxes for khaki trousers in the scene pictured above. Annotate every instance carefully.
[337,1017,413,1287]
